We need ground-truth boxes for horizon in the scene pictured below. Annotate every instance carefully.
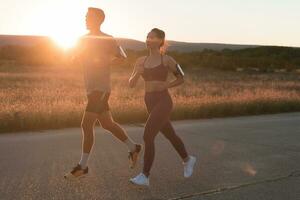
[1,34,300,49]
[0,1,300,48]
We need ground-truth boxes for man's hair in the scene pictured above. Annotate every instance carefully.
[88,7,105,23]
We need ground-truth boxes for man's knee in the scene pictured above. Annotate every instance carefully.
[81,126,94,141]
[81,120,94,132]
[81,112,98,131]
[101,120,116,131]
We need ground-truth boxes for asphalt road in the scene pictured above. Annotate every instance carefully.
[0,113,299,200]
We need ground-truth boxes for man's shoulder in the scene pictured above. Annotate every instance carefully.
[101,32,114,38]
[102,33,117,44]
[79,34,115,48]
[81,33,114,39]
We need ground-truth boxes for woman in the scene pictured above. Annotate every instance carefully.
[129,28,196,186]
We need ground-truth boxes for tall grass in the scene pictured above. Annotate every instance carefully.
[0,64,299,133]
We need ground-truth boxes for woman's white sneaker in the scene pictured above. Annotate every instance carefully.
[130,173,150,186]
[183,156,196,178]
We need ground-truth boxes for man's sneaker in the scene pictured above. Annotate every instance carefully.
[128,144,142,169]
[130,173,150,186]
[64,164,88,179]
[183,156,196,178]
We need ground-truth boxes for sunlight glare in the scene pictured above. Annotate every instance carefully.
[32,0,88,50]
[51,33,80,50]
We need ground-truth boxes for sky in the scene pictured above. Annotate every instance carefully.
[0,0,300,47]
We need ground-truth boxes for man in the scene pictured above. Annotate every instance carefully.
[64,7,142,179]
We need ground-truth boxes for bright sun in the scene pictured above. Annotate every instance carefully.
[31,0,88,50]
[26,1,121,50]
[51,34,80,50]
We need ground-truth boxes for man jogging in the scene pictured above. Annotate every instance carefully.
[64,7,142,179]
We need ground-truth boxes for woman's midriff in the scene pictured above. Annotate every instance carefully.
[144,81,168,93]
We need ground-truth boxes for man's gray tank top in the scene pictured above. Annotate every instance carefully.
[76,34,120,95]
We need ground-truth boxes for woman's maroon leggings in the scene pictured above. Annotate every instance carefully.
[143,90,188,176]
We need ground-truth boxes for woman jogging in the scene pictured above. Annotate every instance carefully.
[128,28,196,186]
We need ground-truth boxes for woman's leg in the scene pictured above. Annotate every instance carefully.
[160,121,189,161]
[143,99,172,177]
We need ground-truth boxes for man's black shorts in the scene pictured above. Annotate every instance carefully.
[85,91,110,115]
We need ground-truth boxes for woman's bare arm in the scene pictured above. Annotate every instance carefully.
[129,57,145,88]
[165,55,185,89]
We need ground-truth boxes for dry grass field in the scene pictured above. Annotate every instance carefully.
[0,63,300,133]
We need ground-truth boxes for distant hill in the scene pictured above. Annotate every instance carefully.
[166,40,258,52]
[0,35,49,46]
[115,38,145,51]
[0,34,259,52]
[1,35,299,71]
[115,38,259,52]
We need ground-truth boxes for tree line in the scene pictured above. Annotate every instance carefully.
[0,41,299,71]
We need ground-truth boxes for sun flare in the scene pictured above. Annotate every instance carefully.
[29,0,89,50]
[51,34,80,50]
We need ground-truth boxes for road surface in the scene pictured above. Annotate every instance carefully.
[0,113,299,200]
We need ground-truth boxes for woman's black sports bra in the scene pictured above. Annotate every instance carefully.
[141,55,168,81]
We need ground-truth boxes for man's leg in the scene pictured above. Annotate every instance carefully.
[97,111,137,152]
[64,111,97,179]
[79,111,98,168]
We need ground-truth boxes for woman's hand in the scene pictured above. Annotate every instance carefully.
[167,76,184,89]
[135,65,144,75]
[159,82,169,91]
